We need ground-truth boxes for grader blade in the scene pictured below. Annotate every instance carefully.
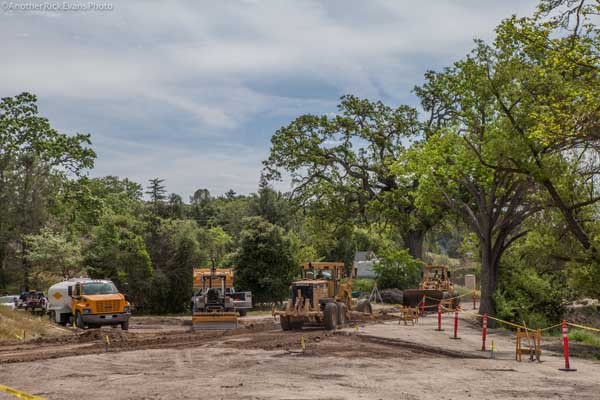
[192,312,238,330]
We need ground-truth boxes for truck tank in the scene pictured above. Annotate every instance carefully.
[47,278,92,325]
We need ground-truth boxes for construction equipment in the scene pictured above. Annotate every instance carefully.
[192,268,252,316]
[47,278,131,330]
[402,265,459,310]
[192,265,238,330]
[272,262,372,331]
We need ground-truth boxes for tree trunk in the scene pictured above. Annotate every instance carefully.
[478,242,498,327]
[404,229,425,260]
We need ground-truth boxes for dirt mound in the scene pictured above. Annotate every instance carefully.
[565,304,600,329]
[380,288,403,304]
[76,329,131,343]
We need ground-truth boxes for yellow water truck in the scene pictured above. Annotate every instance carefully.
[47,278,131,330]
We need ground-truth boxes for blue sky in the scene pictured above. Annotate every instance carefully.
[1,0,537,199]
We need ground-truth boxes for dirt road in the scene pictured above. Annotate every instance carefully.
[1,315,600,399]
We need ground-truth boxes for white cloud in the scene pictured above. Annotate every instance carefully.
[0,0,538,195]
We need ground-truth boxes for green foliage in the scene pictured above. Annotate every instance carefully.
[568,329,600,348]
[351,278,375,293]
[495,250,568,328]
[264,94,441,259]
[373,248,422,290]
[85,214,152,309]
[249,185,291,228]
[149,219,202,313]
[234,217,299,303]
[0,92,95,290]
[203,226,232,265]
[24,228,84,288]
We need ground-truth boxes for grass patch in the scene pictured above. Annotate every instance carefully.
[0,307,65,340]
[545,327,600,347]
[352,278,375,293]
[568,328,600,347]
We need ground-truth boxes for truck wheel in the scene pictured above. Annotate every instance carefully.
[336,303,347,327]
[356,299,372,314]
[238,309,248,317]
[121,320,129,331]
[324,303,338,331]
[280,316,291,331]
[75,312,85,329]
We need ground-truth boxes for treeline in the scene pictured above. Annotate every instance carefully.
[263,0,600,326]
[0,107,400,313]
[1,0,599,325]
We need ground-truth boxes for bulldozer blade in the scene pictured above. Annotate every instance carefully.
[403,289,451,309]
[192,313,238,330]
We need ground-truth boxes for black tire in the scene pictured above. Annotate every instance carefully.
[356,299,372,314]
[337,303,347,327]
[121,320,129,331]
[280,316,292,331]
[324,303,338,331]
[75,312,85,329]
[238,309,248,317]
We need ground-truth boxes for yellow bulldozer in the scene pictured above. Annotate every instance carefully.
[191,266,239,330]
[272,262,372,331]
[402,265,460,310]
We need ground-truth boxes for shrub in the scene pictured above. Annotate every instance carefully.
[495,254,568,329]
[373,248,421,290]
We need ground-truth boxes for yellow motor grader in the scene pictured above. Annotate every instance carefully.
[273,262,372,331]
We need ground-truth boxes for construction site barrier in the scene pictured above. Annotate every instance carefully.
[436,303,443,331]
[559,321,577,372]
[0,384,46,400]
[427,302,600,371]
[481,314,487,351]
[516,328,541,362]
[450,307,460,339]
[412,292,600,364]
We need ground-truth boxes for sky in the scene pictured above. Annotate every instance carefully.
[0,0,538,200]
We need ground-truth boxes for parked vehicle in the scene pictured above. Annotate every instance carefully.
[26,291,47,315]
[47,278,131,330]
[16,291,47,315]
[0,295,19,311]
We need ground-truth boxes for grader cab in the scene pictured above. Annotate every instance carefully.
[273,262,372,331]
[402,265,459,309]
